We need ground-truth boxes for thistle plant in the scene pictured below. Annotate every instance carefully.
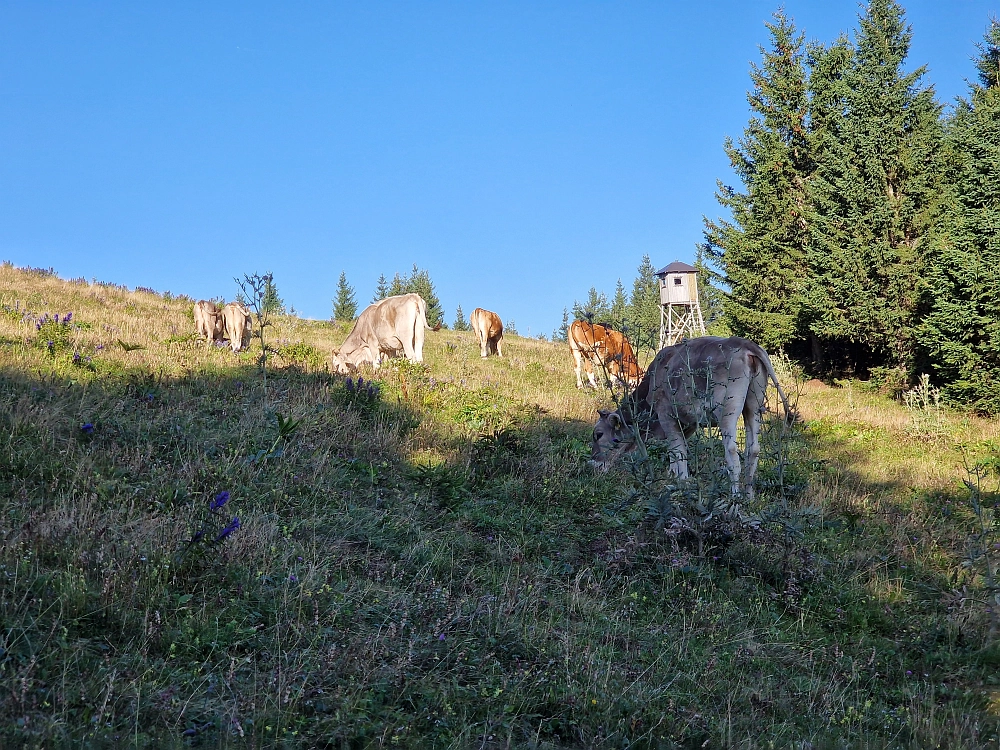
[235,272,279,394]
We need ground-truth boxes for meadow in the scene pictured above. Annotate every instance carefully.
[1,263,998,748]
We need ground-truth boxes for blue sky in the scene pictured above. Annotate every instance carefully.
[1,2,997,336]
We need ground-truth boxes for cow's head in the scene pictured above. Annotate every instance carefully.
[589,408,636,471]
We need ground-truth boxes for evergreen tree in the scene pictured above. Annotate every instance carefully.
[628,254,661,350]
[262,273,285,315]
[703,11,812,353]
[918,20,1000,410]
[695,246,730,336]
[372,274,390,302]
[610,279,629,328]
[552,307,570,342]
[505,319,518,335]
[402,264,445,328]
[804,0,944,374]
[332,271,358,322]
[572,287,610,323]
[453,304,470,331]
[388,273,405,297]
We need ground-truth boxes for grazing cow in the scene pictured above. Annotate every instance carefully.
[569,320,643,389]
[470,308,504,358]
[590,336,791,500]
[221,302,252,353]
[193,300,223,344]
[332,293,430,373]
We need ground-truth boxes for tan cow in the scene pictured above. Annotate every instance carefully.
[332,293,430,373]
[470,308,504,358]
[193,300,223,344]
[221,302,252,353]
[590,336,791,500]
[569,320,642,389]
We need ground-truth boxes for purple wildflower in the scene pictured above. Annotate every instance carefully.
[96,344,104,350]
[73,352,81,364]
[345,377,354,393]
[191,529,205,543]
[46,340,54,350]
[288,574,298,583]
[438,633,446,641]
[367,384,377,399]
[81,423,94,434]
[215,516,240,542]
[64,312,72,323]
[210,491,230,510]
[357,376,364,389]
[54,314,60,323]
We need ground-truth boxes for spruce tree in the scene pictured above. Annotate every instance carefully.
[703,11,812,353]
[453,304,470,331]
[610,279,629,328]
[628,254,661,350]
[572,287,610,323]
[552,308,570,342]
[918,20,1000,410]
[372,274,390,302]
[804,0,944,374]
[388,273,405,297]
[332,271,358,322]
[262,274,285,315]
[402,265,445,328]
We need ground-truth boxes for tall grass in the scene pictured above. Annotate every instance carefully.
[0,264,998,747]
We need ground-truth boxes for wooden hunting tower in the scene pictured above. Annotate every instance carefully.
[656,261,706,348]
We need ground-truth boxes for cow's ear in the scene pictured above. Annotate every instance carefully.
[609,412,624,429]
[598,409,609,418]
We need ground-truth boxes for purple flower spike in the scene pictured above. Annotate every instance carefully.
[64,312,72,323]
[345,377,354,393]
[357,376,364,389]
[73,352,81,363]
[210,491,230,510]
[215,516,241,542]
[81,423,94,434]
[54,314,60,323]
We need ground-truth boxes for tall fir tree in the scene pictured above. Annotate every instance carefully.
[402,265,445,328]
[572,287,610,323]
[610,279,629,328]
[628,254,661,350]
[262,274,285,315]
[703,11,812,353]
[552,307,570,342]
[918,20,1000,411]
[388,273,405,297]
[372,274,390,302]
[332,271,358,322]
[453,304,470,331]
[804,0,944,374]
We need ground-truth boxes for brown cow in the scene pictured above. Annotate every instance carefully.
[193,300,223,344]
[470,308,504,358]
[332,293,430,373]
[221,302,252,353]
[590,336,791,500]
[569,320,642,389]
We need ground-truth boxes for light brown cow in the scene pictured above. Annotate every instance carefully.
[332,293,430,373]
[470,308,504,358]
[221,302,252,353]
[569,320,642,389]
[193,300,223,344]
[590,336,791,500]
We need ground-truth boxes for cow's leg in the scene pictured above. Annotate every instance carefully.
[660,418,689,480]
[479,330,488,358]
[586,357,599,389]
[496,337,502,358]
[572,348,585,388]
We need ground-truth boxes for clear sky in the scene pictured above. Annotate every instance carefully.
[1,2,996,336]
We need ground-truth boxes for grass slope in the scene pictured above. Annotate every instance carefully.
[0,264,998,748]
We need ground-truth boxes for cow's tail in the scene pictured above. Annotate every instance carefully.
[753,347,793,426]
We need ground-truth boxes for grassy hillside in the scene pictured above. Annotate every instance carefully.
[1,263,998,748]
